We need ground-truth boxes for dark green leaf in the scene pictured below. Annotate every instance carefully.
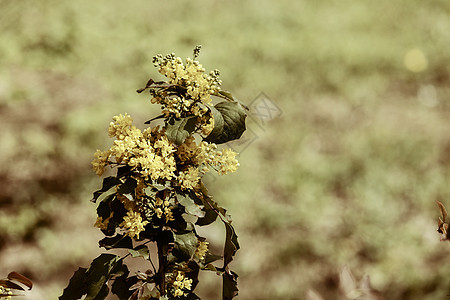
[117,166,133,178]
[111,273,136,300]
[96,193,115,219]
[223,223,240,267]
[204,102,246,144]
[196,182,231,224]
[85,254,122,300]
[165,116,199,145]
[59,267,88,300]
[99,235,133,250]
[177,194,206,218]
[223,270,239,300]
[92,177,121,203]
[173,232,198,261]
[144,114,165,124]
[204,252,223,265]
[204,105,225,143]
[128,244,150,259]
[117,177,137,195]
[196,207,218,226]
[218,90,236,102]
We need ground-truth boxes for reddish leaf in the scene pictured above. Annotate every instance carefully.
[7,272,32,290]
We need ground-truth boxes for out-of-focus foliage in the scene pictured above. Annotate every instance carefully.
[2,0,450,299]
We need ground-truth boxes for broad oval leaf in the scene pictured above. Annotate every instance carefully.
[165,116,198,145]
[204,102,246,144]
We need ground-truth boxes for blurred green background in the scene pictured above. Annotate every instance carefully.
[1,0,450,299]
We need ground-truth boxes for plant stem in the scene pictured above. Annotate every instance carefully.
[157,238,167,296]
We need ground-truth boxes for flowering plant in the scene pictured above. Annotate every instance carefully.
[60,46,246,300]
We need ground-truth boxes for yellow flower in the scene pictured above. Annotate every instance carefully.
[108,113,133,138]
[154,198,175,222]
[120,210,149,239]
[178,167,200,190]
[172,271,193,297]
[195,241,209,261]
[0,285,12,300]
[92,149,111,176]
[216,148,239,175]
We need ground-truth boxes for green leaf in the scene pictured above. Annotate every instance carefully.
[204,101,246,144]
[128,244,150,259]
[85,254,122,300]
[117,177,137,195]
[116,166,133,178]
[204,105,225,142]
[96,193,115,219]
[99,235,133,250]
[223,270,239,300]
[92,177,121,203]
[165,116,198,145]
[204,252,223,265]
[223,223,240,267]
[59,267,88,300]
[218,90,237,102]
[173,232,198,261]
[196,182,231,225]
[111,272,136,300]
[177,194,206,218]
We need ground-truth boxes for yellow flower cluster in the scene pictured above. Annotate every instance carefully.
[0,286,12,300]
[120,210,149,239]
[92,114,177,181]
[177,136,239,176]
[194,241,209,261]
[178,167,200,190]
[154,197,175,223]
[172,271,193,297]
[151,52,222,118]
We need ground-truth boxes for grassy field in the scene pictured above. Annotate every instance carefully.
[1,0,450,299]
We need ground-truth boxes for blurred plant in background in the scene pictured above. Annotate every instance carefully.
[2,0,450,299]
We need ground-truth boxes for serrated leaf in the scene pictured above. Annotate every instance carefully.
[223,223,239,267]
[128,244,150,259]
[99,235,133,250]
[59,267,88,300]
[204,102,246,144]
[196,182,231,224]
[223,270,238,300]
[165,116,198,145]
[173,232,198,261]
[177,194,205,218]
[92,177,121,203]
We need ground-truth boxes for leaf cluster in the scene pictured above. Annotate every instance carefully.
[61,48,245,300]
